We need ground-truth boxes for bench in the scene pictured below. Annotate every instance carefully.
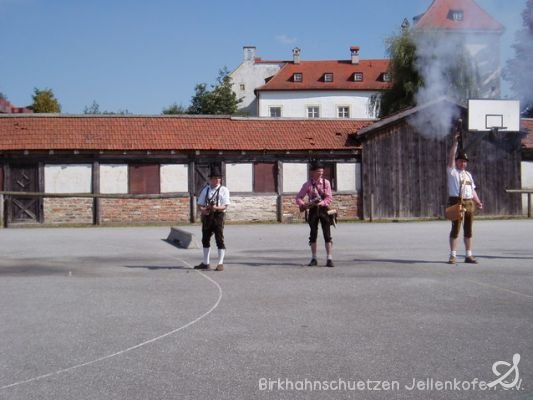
[505,189,533,218]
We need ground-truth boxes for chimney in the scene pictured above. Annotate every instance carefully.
[350,46,360,64]
[292,47,301,64]
[243,46,256,63]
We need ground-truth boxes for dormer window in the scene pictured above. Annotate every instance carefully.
[353,72,364,82]
[324,73,334,82]
[293,73,303,82]
[448,9,464,21]
[382,72,392,82]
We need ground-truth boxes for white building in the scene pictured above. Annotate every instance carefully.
[230,46,287,116]
[231,46,390,119]
[412,0,505,98]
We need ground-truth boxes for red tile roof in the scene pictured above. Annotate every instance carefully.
[0,115,373,151]
[522,119,533,149]
[254,57,289,64]
[413,0,504,32]
[0,98,33,114]
[256,60,391,91]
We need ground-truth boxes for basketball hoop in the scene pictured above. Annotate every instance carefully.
[468,100,520,133]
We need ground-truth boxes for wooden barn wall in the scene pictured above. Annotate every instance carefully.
[362,121,522,219]
[363,122,448,219]
[462,131,522,216]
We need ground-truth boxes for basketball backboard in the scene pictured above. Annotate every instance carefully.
[468,99,520,132]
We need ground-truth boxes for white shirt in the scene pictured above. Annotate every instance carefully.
[447,167,475,199]
[197,184,231,208]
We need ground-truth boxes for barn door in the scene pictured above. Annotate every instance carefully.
[8,164,41,223]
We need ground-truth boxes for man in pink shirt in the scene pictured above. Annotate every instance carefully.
[295,161,335,267]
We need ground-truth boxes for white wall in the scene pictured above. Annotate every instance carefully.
[100,164,128,194]
[231,60,284,115]
[336,163,357,192]
[45,164,92,193]
[521,161,533,214]
[161,164,188,193]
[258,90,379,119]
[225,163,253,192]
[283,163,307,193]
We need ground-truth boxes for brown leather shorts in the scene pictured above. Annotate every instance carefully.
[448,197,475,238]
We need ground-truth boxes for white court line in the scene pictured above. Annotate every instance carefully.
[0,262,222,391]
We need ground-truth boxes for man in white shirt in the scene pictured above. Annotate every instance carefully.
[194,167,230,271]
[447,134,483,264]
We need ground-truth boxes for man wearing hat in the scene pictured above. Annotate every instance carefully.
[296,161,335,267]
[194,167,230,271]
[447,134,483,264]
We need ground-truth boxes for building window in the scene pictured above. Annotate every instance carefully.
[324,73,334,82]
[254,163,277,192]
[269,106,282,117]
[382,72,392,82]
[448,9,464,21]
[129,164,160,194]
[353,72,364,81]
[337,106,350,118]
[307,106,320,118]
[293,73,303,82]
[239,84,245,91]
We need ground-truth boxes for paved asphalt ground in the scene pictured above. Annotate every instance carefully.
[0,220,532,400]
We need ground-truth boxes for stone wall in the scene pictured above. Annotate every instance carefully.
[281,195,304,223]
[40,193,360,225]
[44,198,93,224]
[99,198,190,224]
[281,193,361,223]
[226,195,277,222]
[333,193,361,220]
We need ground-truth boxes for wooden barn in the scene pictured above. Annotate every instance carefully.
[356,99,525,220]
[0,114,370,227]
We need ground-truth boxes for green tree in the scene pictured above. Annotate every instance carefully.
[83,100,131,115]
[31,88,61,113]
[187,67,242,115]
[83,100,101,114]
[505,0,533,117]
[378,28,422,117]
[162,103,187,115]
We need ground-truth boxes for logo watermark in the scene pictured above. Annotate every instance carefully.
[487,353,521,389]
[258,354,524,393]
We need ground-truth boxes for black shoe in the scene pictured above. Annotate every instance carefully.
[465,256,478,264]
[326,260,335,268]
[307,259,318,266]
[194,263,210,270]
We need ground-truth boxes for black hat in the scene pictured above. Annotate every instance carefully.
[208,167,223,178]
[310,161,325,171]
[455,151,469,161]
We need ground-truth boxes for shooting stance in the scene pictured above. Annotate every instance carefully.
[194,167,230,271]
[296,161,335,267]
[447,134,483,264]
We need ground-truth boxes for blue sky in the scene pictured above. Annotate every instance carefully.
[0,0,526,114]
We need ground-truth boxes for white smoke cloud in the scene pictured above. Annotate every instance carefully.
[505,24,533,113]
[407,33,466,139]
[408,0,529,139]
